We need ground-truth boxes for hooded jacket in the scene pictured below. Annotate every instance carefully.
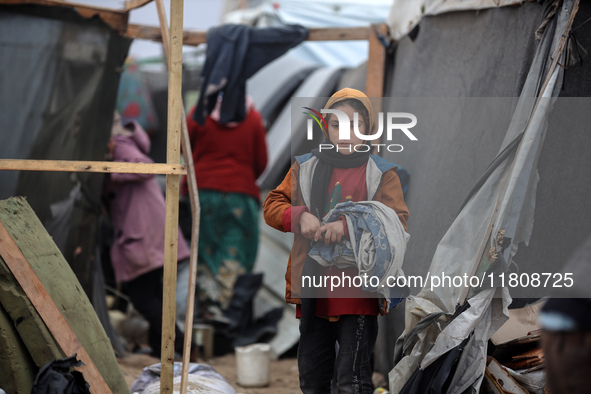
[263,153,409,304]
[105,121,190,283]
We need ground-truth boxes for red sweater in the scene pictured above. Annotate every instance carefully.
[182,106,268,200]
[287,164,379,318]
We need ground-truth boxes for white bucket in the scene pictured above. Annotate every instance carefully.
[235,343,271,387]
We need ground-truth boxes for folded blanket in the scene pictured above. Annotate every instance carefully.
[309,201,410,308]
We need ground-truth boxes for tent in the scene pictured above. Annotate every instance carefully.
[225,6,591,391]
[167,1,591,390]
[4,0,590,390]
[0,1,192,389]
[372,0,591,392]
[0,2,132,356]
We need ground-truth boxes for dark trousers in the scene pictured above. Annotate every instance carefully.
[298,314,378,394]
[126,267,185,357]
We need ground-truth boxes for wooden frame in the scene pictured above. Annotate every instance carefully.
[0,1,389,391]
[124,22,386,97]
[366,23,388,99]
[153,0,201,391]
[126,24,371,46]
[159,0,184,392]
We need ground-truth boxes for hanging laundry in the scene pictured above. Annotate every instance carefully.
[116,60,159,133]
[194,24,309,125]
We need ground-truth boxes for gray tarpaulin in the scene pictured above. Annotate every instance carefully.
[387,0,525,41]
[375,2,548,376]
[0,12,61,199]
[0,4,130,294]
[375,1,591,377]
[384,1,585,392]
[0,4,131,355]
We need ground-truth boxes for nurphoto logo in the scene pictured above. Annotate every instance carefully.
[303,107,418,153]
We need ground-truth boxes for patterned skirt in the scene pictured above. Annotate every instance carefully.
[195,190,259,315]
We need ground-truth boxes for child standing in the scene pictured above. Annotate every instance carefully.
[104,114,190,358]
[263,88,409,393]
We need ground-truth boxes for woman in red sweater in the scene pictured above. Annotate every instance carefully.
[184,96,268,317]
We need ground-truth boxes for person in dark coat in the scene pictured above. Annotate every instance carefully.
[539,234,591,394]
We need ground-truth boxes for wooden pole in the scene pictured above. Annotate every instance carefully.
[0,220,112,394]
[161,0,183,392]
[365,23,387,99]
[177,106,201,394]
[366,23,387,154]
[155,0,171,66]
[155,0,202,393]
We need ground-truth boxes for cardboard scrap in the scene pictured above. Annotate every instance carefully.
[491,302,544,346]
[482,357,529,394]
[504,347,544,371]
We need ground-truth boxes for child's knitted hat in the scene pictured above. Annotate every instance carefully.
[322,88,374,138]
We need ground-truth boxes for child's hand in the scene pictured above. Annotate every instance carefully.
[299,212,321,240]
[315,221,345,245]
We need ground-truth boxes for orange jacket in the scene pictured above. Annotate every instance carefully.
[263,153,409,304]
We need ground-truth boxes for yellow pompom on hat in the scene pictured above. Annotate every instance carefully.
[322,88,374,138]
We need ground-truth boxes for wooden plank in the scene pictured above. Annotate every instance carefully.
[0,220,111,394]
[126,24,369,46]
[0,302,38,394]
[0,159,186,175]
[366,23,387,154]
[154,1,202,392]
[308,26,369,41]
[365,23,387,99]
[0,198,128,391]
[127,23,207,46]
[3,0,129,33]
[124,0,153,10]
[161,0,184,391]
[155,0,171,63]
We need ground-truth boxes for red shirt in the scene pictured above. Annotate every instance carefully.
[182,106,268,201]
[286,162,380,318]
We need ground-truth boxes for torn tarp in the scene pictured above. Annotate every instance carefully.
[389,1,579,392]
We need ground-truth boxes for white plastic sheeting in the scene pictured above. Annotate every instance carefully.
[247,51,318,122]
[387,0,525,41]
[224,0,392,67]
[388,1,578,392]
